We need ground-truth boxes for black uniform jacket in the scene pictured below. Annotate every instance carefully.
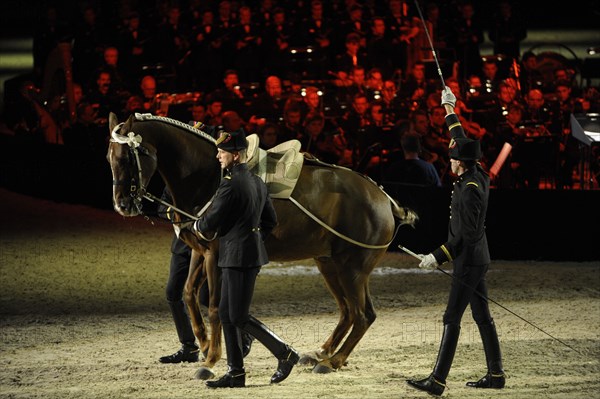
[432,113,491,267]
[197,163,278,268]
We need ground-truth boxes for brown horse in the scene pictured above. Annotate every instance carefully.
[107,112,417,378]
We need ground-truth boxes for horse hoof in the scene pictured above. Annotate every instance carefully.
[194,367,215,380]
[312,363,334,374]
[299,353,318,366]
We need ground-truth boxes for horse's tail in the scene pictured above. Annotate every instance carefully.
[357,171,418,227]
[390,198,418,227]
[378,186,418,227]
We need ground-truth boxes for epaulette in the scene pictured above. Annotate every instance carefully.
[224,175,232,180]
[466,181,479,188]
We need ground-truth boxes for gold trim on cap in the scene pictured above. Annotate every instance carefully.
[216,132,231,146]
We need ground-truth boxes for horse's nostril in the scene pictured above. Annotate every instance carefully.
[117,198,129,211]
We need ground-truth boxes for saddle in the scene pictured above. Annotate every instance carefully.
[246,134,304,199]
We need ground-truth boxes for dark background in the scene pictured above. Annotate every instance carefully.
[0,0,599,38]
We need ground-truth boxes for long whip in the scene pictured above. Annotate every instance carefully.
[397,244,582,355]
[413,0,445,88]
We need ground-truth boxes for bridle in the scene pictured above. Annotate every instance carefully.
[109,122,198,222]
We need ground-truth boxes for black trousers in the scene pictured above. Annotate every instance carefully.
[443,264,493,326]
[219,267,260,370]
[166,249,190,302]
[219,267,260,326]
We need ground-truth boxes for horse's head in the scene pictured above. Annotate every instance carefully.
[107,112,158,216]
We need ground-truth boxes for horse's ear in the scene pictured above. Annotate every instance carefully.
[123,114,135,132]
[108,112,119,132]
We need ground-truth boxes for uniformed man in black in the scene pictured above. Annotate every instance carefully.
[193,128,299,388]
[157,180,254,365]
[407,87,505,396]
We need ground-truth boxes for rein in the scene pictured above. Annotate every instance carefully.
[288,196,399,250]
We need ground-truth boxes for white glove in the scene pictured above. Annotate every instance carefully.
[441,86,456,108]
[419,253,438,270]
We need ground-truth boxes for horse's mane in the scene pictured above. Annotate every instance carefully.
[133,113,216,144]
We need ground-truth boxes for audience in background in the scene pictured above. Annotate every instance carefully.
[3,0,599,191]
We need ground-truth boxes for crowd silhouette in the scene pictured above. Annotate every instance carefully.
[2,0,599,192]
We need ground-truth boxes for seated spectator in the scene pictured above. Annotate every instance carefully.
[481,58,503,94]
[248,75,287,123]
[518,50,544,94]
[397,108,439,166]
[422,105,451,183]
[117,11,151,86]
[488,1,527,60]
[522,88,558,135]
[138,75,158,113]
[85,69,120,125]
[123,95,144,117]
[399,61,435,108]
[261,7,294,78]
[97,46,128,95]
[381,79,408,122]
[189,102,207,125]
[382,132,441,187]
[301,111,341,164]
[488,102,525,188]
[366,16,395,80]
[277,100,303,143]
[364,67,385,102]
[207,69,246,115]
[204,97,224,128]
[333,33,368,77]
[336,92,373,168]
[299,86,322,118]
[257,122,280,149]
[232,5,263,82]
[190,8,225,93]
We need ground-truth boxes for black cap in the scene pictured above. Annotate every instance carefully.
[448,137,481,161]
[216,128,247,152]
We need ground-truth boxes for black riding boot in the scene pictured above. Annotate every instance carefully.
[407,324,460,396]
[206,323,245,388]
[159,300,199,363]
[241,315,299,384]
[467,322,505,389]
[241,330,255,358]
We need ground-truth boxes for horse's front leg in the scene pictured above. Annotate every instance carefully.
[203,246,222,369]
[184,249,208,357]
[184,249,217,380]
[189,245,222,380]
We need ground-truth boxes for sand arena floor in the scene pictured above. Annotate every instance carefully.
[0,188,598,398]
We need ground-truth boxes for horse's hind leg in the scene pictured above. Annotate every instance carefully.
[307,257,355,369]
[327,268,379,371]
[313,252,382,373]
